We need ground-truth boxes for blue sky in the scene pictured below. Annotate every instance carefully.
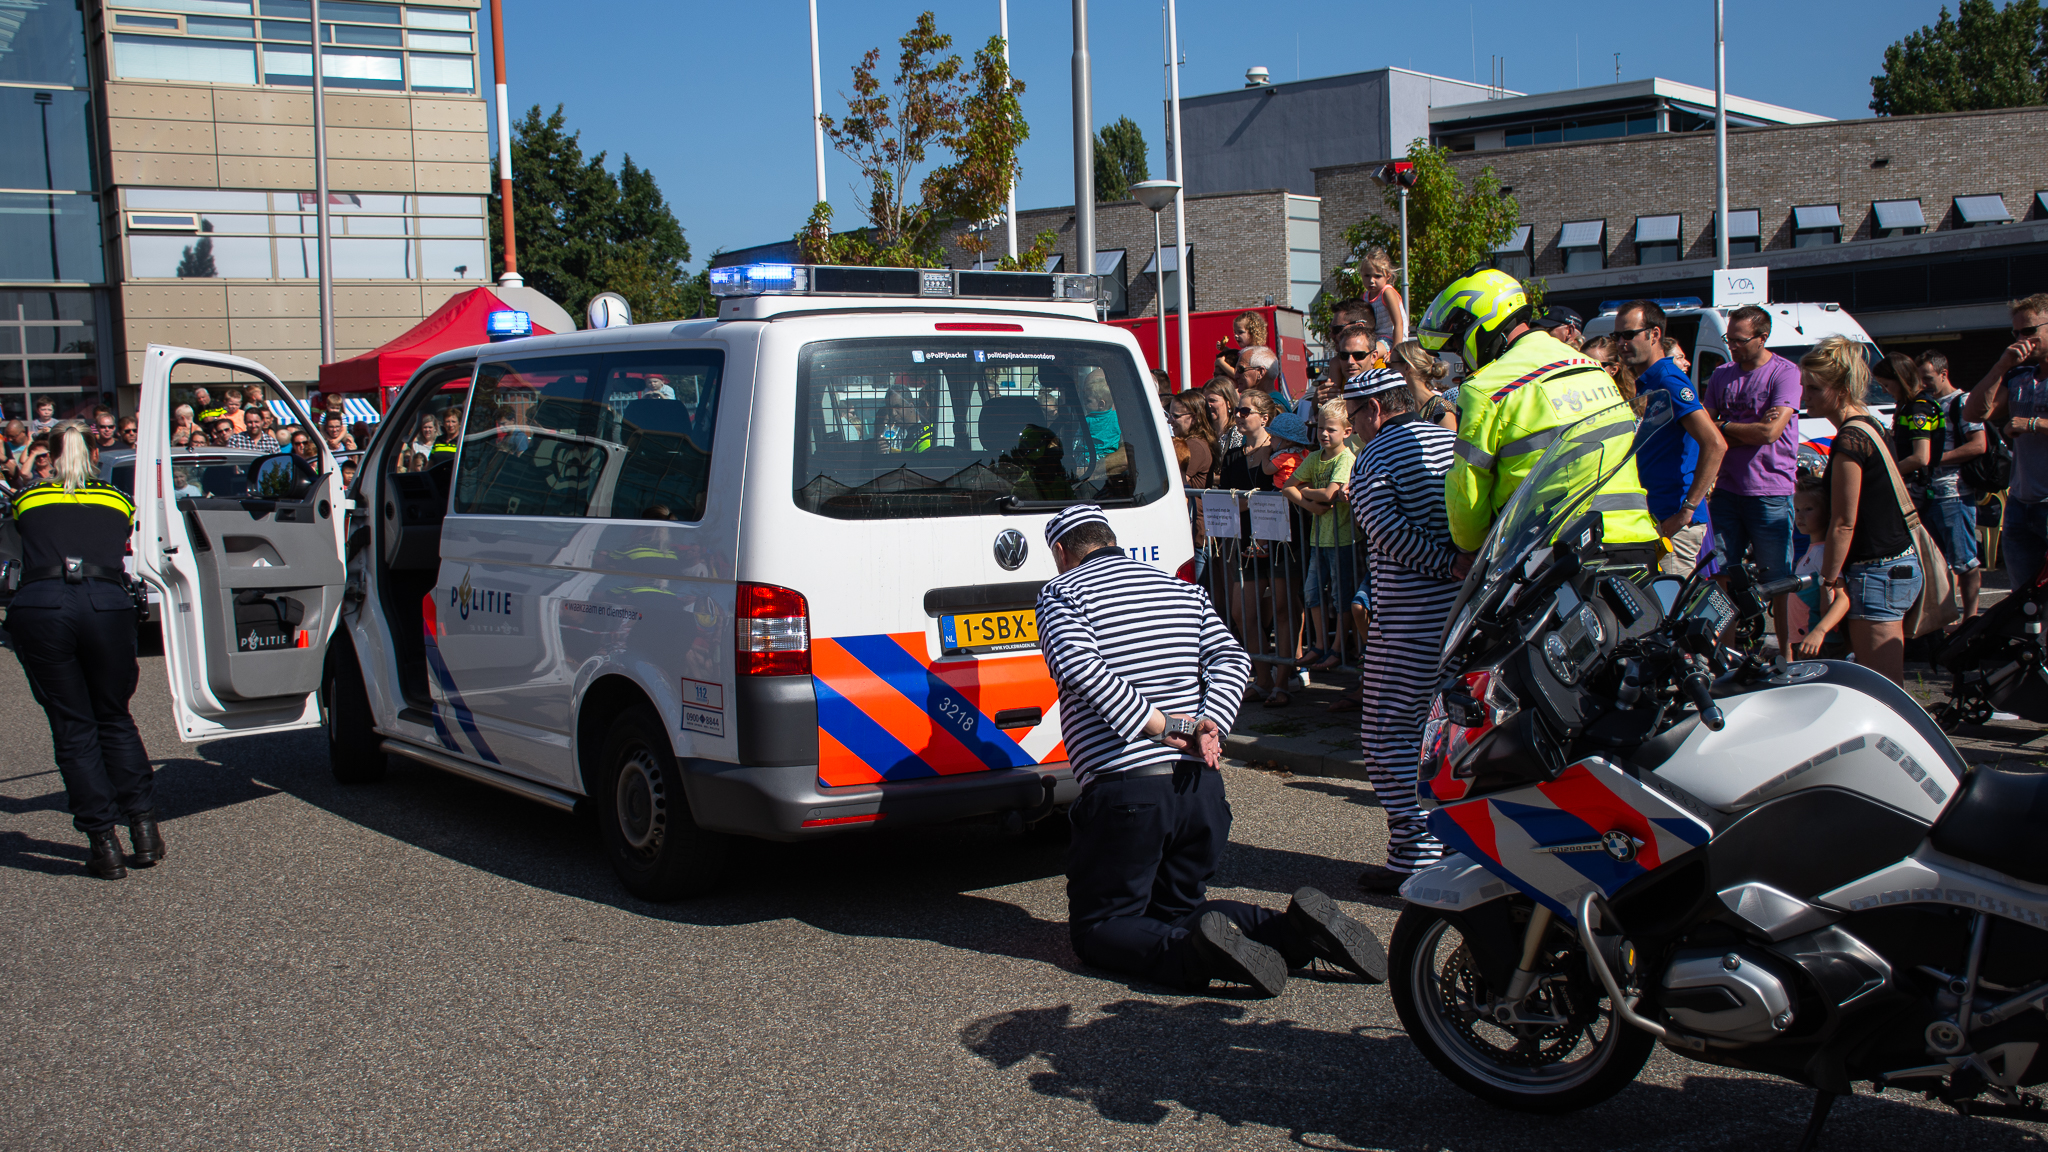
[479,1,1942,268]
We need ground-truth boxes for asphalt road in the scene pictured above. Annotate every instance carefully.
[2,640,2044,1151]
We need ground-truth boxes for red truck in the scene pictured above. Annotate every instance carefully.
[1108,305,1313,401]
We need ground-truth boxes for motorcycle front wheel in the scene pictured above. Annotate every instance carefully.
[1389,903,1655,1113]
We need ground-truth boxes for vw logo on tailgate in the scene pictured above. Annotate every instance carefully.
[993,528,1028,570]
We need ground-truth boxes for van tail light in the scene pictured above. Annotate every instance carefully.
[1174,557,1197,583]
[1419,667,1519,801]
[736,582,810,676]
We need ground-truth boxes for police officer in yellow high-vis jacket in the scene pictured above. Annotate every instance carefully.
[1417,269,1660,558]
[3,424,161,880]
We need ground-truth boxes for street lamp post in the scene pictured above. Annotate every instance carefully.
[1131,179,1180,381]
[1071,0,1094,291]
[1000,0,1016,261]
[1164,0,1191,393]
[1714,0,1729,270]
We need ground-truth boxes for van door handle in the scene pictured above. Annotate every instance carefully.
[993,707,1043,729]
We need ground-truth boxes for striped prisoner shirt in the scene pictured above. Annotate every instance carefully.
[1035,550,1252,786]
[1349,412,1463,872]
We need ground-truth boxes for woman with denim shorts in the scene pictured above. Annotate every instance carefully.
[1801,337,1921,685]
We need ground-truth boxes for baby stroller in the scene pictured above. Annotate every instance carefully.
[1934,552,2048,736]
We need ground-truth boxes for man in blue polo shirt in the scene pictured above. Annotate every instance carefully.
[1617,300,1727,576]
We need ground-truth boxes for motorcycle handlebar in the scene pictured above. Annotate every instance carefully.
[1754,572,1816,600]
[1679,668,1725,731]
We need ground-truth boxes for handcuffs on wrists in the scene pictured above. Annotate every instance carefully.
[1156,714,1200,743]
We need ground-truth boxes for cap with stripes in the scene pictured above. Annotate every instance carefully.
[1343,367,1406,401]
[1044,504,1109,546]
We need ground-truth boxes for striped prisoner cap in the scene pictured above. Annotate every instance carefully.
[1343,367,1406,400]
[1044,503,1110,546]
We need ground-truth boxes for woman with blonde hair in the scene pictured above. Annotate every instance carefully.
[1390,340,1454,429]
[3,423,160,878]
[1802,336,1921,685]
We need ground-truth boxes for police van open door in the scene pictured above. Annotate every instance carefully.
[132,345,348,741]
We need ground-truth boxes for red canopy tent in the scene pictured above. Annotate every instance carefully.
[315,286,556,410]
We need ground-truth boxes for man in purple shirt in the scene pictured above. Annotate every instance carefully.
[1702,305,1803,653]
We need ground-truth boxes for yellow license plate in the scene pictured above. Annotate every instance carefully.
[941,609,1039,653]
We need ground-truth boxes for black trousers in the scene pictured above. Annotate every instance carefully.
[1066,762,1308,989]
[6,584,153,834]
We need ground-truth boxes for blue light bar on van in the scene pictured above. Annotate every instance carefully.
[1596,296,1704,314]
[707,262,1100,304]
[486,309,532,340]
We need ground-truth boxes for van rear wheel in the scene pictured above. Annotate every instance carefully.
[597,704,726,900]
[321,641,386,784]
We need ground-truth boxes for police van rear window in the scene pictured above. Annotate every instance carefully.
[792,338,1167,520]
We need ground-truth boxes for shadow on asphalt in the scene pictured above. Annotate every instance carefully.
[958,999,2043,1150]
[153,727,1370,977]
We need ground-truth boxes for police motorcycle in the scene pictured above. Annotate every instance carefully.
[1932,552,2048,739]
[1387,398,2048,1142]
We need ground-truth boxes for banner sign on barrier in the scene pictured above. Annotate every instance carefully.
[1200,491,1240,539]
[1249,491,1292,542]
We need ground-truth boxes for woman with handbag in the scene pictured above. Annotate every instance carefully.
[1800,337,1941,685]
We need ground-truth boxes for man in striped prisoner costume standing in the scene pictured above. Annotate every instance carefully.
[1344,369,1464,893]
[1036,505,1387,997]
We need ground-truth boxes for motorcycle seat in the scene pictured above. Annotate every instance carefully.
[1929,764,2048,886]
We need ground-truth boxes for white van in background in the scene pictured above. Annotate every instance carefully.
[1583,301,1888,448]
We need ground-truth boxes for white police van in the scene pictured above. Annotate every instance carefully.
[131,265,1188,899]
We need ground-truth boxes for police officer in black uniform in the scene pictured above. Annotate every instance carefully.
[4,423,161,879]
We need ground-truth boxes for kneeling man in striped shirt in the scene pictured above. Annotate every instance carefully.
[1037,505,1387,996]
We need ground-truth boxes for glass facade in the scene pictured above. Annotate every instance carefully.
[123,190,488,281]
[0,290,102,422]
[107,0,478,93]
[0,2,105,287]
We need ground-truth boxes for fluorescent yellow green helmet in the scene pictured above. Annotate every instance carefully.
[1417,268,1532,371]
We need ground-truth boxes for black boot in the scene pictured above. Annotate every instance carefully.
[86,830,127,880]
[128,811,165,867]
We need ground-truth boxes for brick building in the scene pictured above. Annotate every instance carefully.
[1316,105,2048,371]
[939,188,1322,320]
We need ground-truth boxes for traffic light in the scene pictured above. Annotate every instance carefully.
[1371,162,1417,190]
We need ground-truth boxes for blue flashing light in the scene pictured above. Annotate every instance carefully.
[1596,296,1705,315]
[486,309,533,340]
[709,263,807,297]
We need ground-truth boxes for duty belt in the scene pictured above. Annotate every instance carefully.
[20,560,128,585]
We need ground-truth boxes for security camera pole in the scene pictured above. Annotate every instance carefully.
[1371,162,1416,313]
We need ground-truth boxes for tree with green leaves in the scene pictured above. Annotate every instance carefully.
[1870,0,2047,114]
[1321,142,1521,335]
[803,11,1051,269]
[1094,116,1150,203]
[488,105,698,322]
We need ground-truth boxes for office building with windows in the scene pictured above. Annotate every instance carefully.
[1317,104,2048,373]
[50,0,491,409]
[0,2,110,423]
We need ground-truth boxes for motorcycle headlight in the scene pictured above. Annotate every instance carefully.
[1419,667,1520,801]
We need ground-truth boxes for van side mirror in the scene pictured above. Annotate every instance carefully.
[249,452,317,501]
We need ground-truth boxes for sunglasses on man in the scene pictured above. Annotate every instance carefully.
[1610,326,1657,344]
[2013,321,2047,339]
[1337,349,1376,361]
